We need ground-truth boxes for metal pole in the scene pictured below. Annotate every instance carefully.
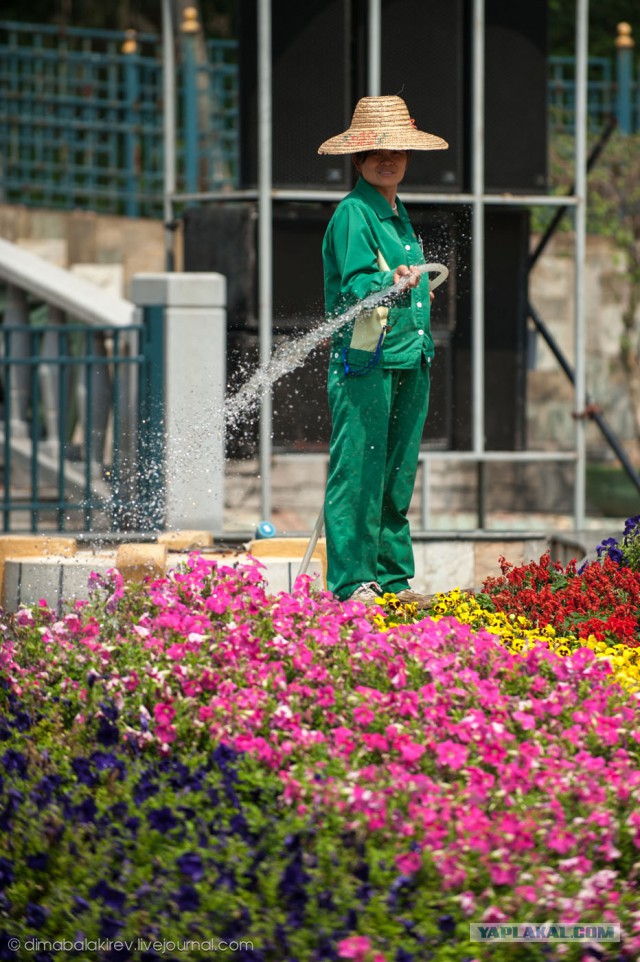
[574,0,589,530]
[181,8,200,196]
[162,0,176,271]
[368,0,381,96]
[472,0,486,523]
[258,0,273,521]
[615,22,634,135]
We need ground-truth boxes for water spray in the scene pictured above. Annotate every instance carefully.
[224,263,449,431]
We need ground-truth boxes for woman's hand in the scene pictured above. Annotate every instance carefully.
[393,264,422,289]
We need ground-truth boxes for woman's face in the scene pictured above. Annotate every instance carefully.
[353,149,409,191]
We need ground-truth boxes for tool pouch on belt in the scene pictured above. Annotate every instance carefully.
[348,250,390,352]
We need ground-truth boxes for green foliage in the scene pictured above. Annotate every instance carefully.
[548,0,640,58]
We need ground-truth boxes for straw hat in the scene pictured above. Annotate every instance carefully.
[317,95,448,155]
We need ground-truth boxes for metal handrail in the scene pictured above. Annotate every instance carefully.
[0,239,136,328]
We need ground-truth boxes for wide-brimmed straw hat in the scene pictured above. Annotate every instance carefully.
[317,95,448,155]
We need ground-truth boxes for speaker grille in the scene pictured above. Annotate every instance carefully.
[380,0,465,191]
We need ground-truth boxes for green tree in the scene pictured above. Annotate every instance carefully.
[549,0,639,57]
[587,132,640,442]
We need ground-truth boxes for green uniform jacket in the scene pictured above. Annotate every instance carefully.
[322,175,434,370]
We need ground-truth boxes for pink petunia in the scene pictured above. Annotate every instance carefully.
[398,740,426,763]
[337,935,372,960]
[434,739,468,770]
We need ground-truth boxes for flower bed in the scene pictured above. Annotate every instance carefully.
[1,524,640,961]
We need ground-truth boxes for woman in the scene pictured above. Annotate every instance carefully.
[317,95,448,605]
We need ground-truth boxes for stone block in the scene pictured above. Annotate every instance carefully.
[116,543,168,583]
[412,541,475,595]
[474,540,525,589]
[4,557,62,611]
[0,535,77,603]
[131,273,226,308]
[70,263,124,297]
[247,537,327,586]
[257,558,323,594]
[157,530,214,550]
[16,237,68,267]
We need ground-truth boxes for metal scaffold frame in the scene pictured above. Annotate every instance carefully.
[165,0,591,533]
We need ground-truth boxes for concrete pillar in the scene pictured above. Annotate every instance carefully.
[130,272,226,534]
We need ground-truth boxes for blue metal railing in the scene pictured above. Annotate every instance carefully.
[548,51,639,134]
[0,20,239,219]
[548,56,615,131]
[1,307,165,533]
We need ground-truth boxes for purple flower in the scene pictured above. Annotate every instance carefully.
[90,751,125,775]
[26,853,49,871]
[174,884,200,912]
[0,931,18,961]
[12,710,33,732]
[24,902,49,928]
[134,775,159,804]
[595,537,623,564]
[30,775,62,810]
[72,896,91,916]
[96,717,119,747]
[74,798,98,823]
[90,880,126,912]
[147,807,179,833]
[176,852,204,882]
[100,914,124,939]
[109,802,128,821]
[1,750,27,778]
[623,514,640,536]
[0,859,14,889]
[98,700,119,722]
[0,788,23,829]
[72,757,97,787]
[437,914,456,936]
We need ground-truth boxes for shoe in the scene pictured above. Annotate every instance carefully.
[395,589,433,609]
[348,582,383,606]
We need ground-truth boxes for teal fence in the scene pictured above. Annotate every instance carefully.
[0,20,238,219]
[549,52,639,134]
[0,21,638,221]
[1,292,165,533]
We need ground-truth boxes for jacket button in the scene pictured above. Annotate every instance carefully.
[418,329,424,336]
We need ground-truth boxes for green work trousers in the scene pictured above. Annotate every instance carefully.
[325,359,431,601]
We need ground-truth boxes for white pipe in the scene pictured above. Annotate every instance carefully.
[472,0,485,456]
[258,0,273,521]
[368,0,381,95]
[573,0,589,530]
[173,188,581,207]
[162,0,176,271]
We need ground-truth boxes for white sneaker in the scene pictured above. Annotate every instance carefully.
[348,582,383,606]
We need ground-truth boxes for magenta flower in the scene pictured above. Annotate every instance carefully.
[434,739,468,770]
[337,935,372,960]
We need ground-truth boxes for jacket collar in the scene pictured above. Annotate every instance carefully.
[352,176,400,220]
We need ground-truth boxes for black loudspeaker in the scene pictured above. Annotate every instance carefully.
[238,0,547,195]
[380,0,465,191]
[238,0,361,190]
[484,0,548,192]
[182,204,257,331]
[450,207,530,450]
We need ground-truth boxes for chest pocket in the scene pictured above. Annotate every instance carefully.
[349,250,390,353]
